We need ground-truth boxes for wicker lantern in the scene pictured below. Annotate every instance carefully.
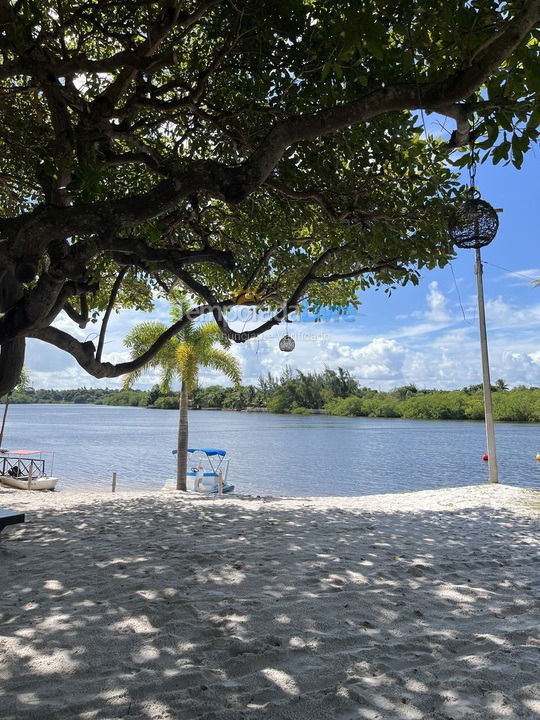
[279,334,295,352]
[449,197,499,249]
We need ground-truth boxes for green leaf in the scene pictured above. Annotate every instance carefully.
[321,62,332,81]
[492,141,510,165]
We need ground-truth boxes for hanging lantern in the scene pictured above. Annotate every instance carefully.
[279,334,295,352]
[449,197,499,249]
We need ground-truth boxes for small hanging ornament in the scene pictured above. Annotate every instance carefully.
[279,334,295,352]
[279,314,295,352]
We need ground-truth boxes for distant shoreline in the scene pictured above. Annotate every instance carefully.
[5,400,540,424]
[5,377,540,423]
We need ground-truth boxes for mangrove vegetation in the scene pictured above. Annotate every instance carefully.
[6,369,540,423]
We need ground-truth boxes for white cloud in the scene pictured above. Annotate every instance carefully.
[499,350,540,384]
[485,296,540,329]
[393,281,456,337]
[328,337,406,380]
[425,281,451,322]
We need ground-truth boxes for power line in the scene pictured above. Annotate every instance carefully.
[449,261,471,324]
[482,261,539,283]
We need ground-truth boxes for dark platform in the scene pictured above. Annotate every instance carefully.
[0,509,25,534]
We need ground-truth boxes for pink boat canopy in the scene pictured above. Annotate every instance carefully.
[5,450,41,455]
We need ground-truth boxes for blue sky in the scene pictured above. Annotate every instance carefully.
[27,142,540,391]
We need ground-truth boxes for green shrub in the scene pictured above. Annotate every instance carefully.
[266,392,290,414]
[401,392,466,420]
[291,406,311,415]
[326,396,365,416]
[362,397,401,418]
[493,390,540,422]
[153,395,179,410]
[464,392,484,420]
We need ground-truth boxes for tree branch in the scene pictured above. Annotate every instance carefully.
[28,304,214,379]
[209,246,341,342]
[100,234,235,270]
[238,0,540,197]
[313,260,401,283]
[64,299,89,328]
[95,268,128,362]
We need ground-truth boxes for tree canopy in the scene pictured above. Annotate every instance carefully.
[1,0,540,394]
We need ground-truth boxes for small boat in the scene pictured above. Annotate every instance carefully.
[165,447,234,494]
[0,450,58,491]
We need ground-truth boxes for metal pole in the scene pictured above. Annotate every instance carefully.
[0,393,11,448]
[475,247,498,483]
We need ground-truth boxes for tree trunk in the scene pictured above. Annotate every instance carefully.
[176,381,189,491]
[0,338,25,397]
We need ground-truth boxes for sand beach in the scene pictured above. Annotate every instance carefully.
[1,484,539,719]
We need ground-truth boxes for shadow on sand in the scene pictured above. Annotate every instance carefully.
[0,491,539,719]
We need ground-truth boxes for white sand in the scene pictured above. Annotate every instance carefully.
[1,484,539,720]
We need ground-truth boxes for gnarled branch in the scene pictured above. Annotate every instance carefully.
[28,304,214,379]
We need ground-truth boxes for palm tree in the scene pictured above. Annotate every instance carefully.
[123,299,241,490]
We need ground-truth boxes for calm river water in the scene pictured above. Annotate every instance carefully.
[2,404,540,495]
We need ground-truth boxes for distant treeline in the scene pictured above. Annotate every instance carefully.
[7,387,148,407]
[6,369,540,422]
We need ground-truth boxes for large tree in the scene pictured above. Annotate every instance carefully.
[1,0,539,394]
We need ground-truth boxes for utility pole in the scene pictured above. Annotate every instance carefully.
[475,248,498,483]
